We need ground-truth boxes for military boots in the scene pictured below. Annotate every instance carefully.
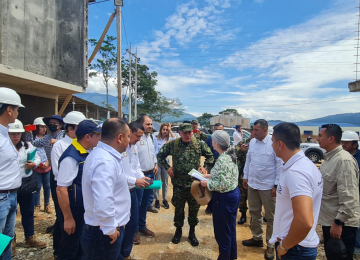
[172,227,182,244]
[188,226,199,247]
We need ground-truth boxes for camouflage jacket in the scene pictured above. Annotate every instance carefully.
[193,131,208,142]
[157,138,214,188]
[235,140,248,179]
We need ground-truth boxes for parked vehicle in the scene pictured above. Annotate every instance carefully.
[300,143,326,163]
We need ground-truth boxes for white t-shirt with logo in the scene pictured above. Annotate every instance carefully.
[269,150,323,248]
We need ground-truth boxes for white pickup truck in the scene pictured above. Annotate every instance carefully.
[300,143,326,163]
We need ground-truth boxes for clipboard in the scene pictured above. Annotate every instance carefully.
[0,233,12,256]
[26,147,37,175]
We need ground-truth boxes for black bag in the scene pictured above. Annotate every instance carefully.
[18,175,38,195]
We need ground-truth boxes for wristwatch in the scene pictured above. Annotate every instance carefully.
[279,240,288,252]
[334,219,344,226]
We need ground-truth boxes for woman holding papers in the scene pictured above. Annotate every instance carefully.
[201,130,240,260]
[8,119,47,249]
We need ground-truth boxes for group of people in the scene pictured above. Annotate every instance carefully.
[1,86,360,260]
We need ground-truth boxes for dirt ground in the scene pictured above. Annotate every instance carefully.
[12,179,326,260]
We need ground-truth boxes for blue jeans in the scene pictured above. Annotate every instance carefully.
[121,190,138,258]
[0,192,17,260]
[33,171,51,205]
[275,242,317,260]
[17,192,35,238]
[136,172,154,231]
[147,173,155,207]
[81,225,125,260]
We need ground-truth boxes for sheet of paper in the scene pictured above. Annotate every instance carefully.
[188,169,207,181]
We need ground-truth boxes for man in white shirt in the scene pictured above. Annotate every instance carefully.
[134,115,158,244]
[270,123,323,260]
[242,119,282,260]
[81,118,130,260]
[121,121,151,258]
[56,120,101,260]
[233,125,243,145]
[0,87,24,259]
[49,111,85,258]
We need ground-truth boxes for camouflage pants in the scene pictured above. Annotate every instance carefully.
[238,178,248,213]
[172,185,200,228]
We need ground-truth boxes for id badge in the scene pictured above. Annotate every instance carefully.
[140,140,145,145]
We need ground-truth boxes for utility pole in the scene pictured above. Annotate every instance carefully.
[128,43,132,122]
[134,47,138,119]
[115,0,123,118]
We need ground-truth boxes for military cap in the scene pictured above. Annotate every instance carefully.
[191,119,198,124]
[179,123,192,132]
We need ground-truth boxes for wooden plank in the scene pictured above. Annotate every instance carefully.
[58,94,72,115]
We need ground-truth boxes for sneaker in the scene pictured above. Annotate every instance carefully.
[154,200,160,209]
[162,200,169,209]
[264,247,274,260]
[242,238,263,247]
[139,228,155,238]
[147,206,158,213]
[24,235,47,249]
[133,232,140,245]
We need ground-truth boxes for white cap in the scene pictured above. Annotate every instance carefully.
[268,126,274,135]
[63,111,86,125]
[341,130,359,141]
[33,117,46,126]
[8,119,25,132]
[0,87,24,107]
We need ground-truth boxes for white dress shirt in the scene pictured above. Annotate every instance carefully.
[136,133,158,172]
[17,142,41,178]
[57,157,79,187]
[51,135,73,181]
[243,134,282,190]
[270,151,323,247]
[122,145,145,189]
[82,141,130,235]
[233,130,243,145]
[0,124,21,190]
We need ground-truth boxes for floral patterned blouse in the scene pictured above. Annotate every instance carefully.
[208,152,239,193]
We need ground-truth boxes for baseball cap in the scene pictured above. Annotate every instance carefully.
[179,123,192,132]
[192,119,198,124]
[76,120,102,136]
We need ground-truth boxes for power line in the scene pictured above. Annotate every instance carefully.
[121,11,129,48]
[89,0,111,5]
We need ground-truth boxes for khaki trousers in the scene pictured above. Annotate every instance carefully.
[248,186,275,247]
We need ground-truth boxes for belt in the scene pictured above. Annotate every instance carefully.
[129,188,135,192]
[142,170,153,175]
[0,188,18,194]
[85,224,124,231]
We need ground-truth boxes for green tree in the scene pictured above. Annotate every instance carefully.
[149,92,184,122]
[89,35,117,106]
[197,113,215,126]
[219,108,242,117]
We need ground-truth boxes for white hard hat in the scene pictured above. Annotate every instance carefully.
[0,87,24,108]
[63,111,86,125]
[268,126,274,135]
[8,119,25,132]
[341,130,359,141]
[33,117,46,126]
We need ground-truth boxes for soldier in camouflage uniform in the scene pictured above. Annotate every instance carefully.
[157,123,214,247]
[235,139,249,224]
[191,120,208,142]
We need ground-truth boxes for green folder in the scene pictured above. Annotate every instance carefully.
[0,233,11,256]
[135,180,162,190]
[26,147,37,175]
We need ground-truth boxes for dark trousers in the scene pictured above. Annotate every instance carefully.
[50,171,62,255]
[275,242,317,260]
[17,192,35,239]
[121,190,138,258]
[323,225,357,260]
[212,188,240,260]
[81,225,125,260]
[58,208,85,260]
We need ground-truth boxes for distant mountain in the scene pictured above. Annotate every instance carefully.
[162,113,197,123]
[297,112,360,126]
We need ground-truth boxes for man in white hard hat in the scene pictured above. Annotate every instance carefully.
[0,87,24,259]
[341,130,360,258]
[50,111,86,259]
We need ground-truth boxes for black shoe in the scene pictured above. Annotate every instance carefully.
[162,200,169,209]
[238,212,247,225]
[155,200,160,209]
[147,206,158,213]
[172,227,182,244]
[188,226,199,247]
[242,238,263,247]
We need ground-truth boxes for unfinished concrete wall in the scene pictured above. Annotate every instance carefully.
[0,0,88,88]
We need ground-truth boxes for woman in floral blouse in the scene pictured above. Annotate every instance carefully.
[201,130,240,260]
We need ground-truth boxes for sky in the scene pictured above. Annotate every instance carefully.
[87,0,360,122]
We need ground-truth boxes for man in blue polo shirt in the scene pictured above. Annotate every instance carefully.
[56,120,102,260]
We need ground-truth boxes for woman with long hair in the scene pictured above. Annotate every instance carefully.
[31,117,52,213]
[8,119,47,249]
[154,123,176,209]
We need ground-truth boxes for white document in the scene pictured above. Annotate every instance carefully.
[188,169,207,181]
